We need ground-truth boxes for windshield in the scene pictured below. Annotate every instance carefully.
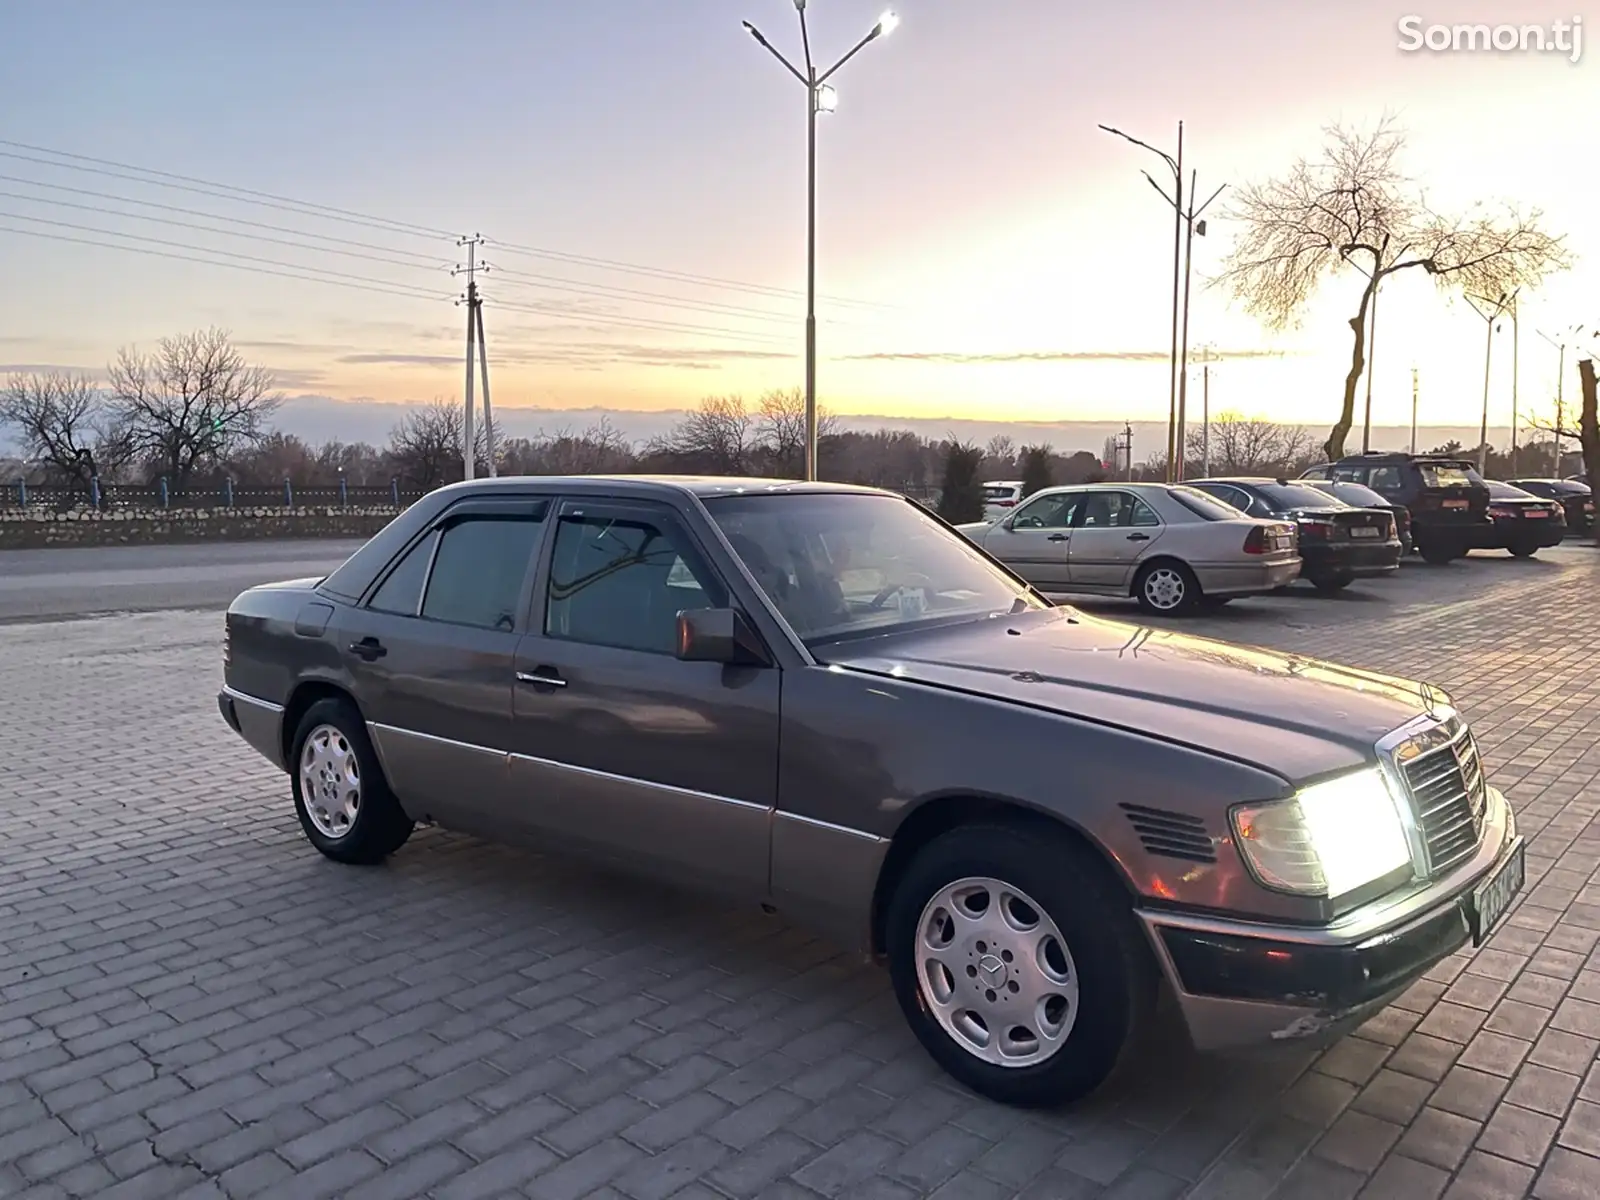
[1319,481,1384,505]
[704,492,1044,645]
[1485,481,1530,499]
[1168,486,1246,520]
[1257,483,1345,509]
[1420,463,1483,488]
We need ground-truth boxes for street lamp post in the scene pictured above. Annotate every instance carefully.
[1098,124,1222,482]
[742,2,899,481]
[1465,290,1516,473]
[1538,325,1588,475]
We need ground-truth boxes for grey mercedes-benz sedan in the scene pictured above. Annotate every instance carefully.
[218,475,1525,1107]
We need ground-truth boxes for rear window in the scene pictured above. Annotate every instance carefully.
[1420,464,1482,488]
[983,485,1019,500]
[1169,486,1246,520]
[1257,483,1344,509]
[1320,481,1385,506]
[1485,481,1529,499]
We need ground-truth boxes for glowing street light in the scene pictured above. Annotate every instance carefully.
[741,4,900,480]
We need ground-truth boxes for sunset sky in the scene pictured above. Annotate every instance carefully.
[0,0,1593,443]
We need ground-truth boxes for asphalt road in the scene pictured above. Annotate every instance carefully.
[0,539,367,622]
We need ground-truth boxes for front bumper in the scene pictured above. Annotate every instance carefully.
[218,686,286,770]
[1137,785,1519,1052]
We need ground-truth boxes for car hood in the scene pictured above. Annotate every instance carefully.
[820,607,1444,783]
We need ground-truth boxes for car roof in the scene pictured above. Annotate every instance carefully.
[423,474,892,500]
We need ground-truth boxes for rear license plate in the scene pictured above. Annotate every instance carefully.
[1443,499,1469,509]
[1350,526,1381,538]
[1526,510,1548,518]
[1471,839,1525,946]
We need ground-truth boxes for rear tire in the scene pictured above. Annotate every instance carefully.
[885,824,1155,1108]
[289,698,414,864]
[1417,536,1459,565]
[1309,572,1354,592]
[1509,543,1538,559]
[1133,560,1201,616]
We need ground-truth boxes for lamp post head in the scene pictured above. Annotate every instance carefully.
[814,83,838,112]
[793,0,805,9]
[1194,217,1207,236]
[872,10,899,38]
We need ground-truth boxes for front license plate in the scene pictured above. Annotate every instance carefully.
[1443,499,1469,509]
[1350,526,1381,538]
[1471,840,1526,946]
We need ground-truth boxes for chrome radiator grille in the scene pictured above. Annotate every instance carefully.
[1400,725,1487,873]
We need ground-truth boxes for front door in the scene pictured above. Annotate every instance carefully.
[979,490,1079,590]
[1066,491,1166,590]
[340,498,550,834]
[506,498,780,901]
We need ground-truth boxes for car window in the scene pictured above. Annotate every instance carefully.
[1300,464,1331,480]
[705,493,1043,645]
[1419,464,1479,488]
[1128,497,1161,526]
[419,516,545,631]
[1011,492,1075,529]
[368,531,436,616]
[983,484,1020,502]
[1366,466,1402,491]
[1258,483,1344,509]
[1193,482,1249,511]
[545,511,727,655]
[1169,486,1246,520]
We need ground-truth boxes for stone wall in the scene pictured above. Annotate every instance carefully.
[0,505,409,550]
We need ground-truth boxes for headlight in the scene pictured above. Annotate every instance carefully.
[1232,768,1413,902]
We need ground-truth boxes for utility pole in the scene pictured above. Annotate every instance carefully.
[1362,278,1381,453]
[1121,422,1134,481]
[1509,295,1520,477]
[1202,353,1211,477]
[1465,290,1515,474]
[1410,367,1419,455]
[453,235,493,481]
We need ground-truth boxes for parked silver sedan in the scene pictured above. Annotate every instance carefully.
[956,482,1301,614]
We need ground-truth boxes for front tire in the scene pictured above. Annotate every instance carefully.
[290,698,414,864]
[1509,543,1538,558]
[885,824,1154,1108]
[1417,536,1459,565]
[1133,560,1201,616]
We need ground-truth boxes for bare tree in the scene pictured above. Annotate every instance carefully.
[106,327,281,490]
[1579,357,1599,542]
[1218,118,1568,460]
[0,372,127,493]
[1185,413,1314,477]
[648,395,752,474]
[753,387,838,477]
[385,397,483,491]
[500,418,636,476]
[984,435,1017,479]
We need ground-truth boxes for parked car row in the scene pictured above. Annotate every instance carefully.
[952,452,1591,616]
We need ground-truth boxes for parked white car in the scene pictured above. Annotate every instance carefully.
[981,480,1025,522]
[956,482,1301,614]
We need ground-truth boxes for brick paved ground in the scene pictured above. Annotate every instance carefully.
[2,548,1599,1199]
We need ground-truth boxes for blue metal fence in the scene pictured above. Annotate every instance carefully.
[2,479,423,512]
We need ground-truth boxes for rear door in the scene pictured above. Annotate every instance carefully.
[978,490,1078,589]
[341,497,550,832]
[1066,491,1166,589]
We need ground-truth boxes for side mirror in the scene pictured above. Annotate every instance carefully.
[675,608,772,666]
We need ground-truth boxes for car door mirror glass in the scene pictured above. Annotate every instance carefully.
[675,608,770,666]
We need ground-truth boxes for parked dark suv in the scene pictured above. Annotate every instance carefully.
[1300,453,1492,563]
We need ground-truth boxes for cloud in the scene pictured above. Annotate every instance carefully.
[265,367,328,389]
[840,348,1298,363]
[337,353,463,366]
[235,339,360,355]
[0,362,106,377]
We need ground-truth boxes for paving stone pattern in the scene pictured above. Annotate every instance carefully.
[2,550,1599,1198]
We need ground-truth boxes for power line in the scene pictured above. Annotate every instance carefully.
[0,173,455,263]
[0,223,456,303]
[2,138,896,311]
[0,138,451,239]
[488,297,794,346]
[0,211,455,300]
[0,190,454,276]
[489,266,846,327]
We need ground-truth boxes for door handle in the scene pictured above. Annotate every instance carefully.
[516,669,567,688]
[1126,532,1151,541]
[1047,533,1069,542]
[348,637,386,661]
